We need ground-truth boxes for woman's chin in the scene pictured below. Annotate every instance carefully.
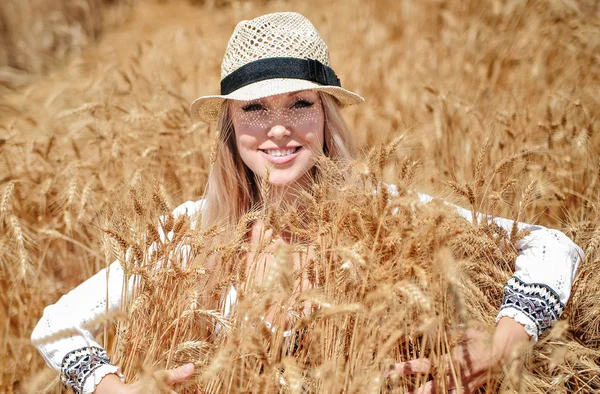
[267,171,306,188]
[268,176,298,188]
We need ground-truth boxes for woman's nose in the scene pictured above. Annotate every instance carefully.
[267,124,291,140]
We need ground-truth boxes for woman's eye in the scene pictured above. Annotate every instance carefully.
[242,103,265,112]
[292,99,314,109]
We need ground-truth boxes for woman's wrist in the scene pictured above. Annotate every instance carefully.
[492,316,531,364]
[93,373,127,394]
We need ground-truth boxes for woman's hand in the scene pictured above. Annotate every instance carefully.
[392,318,529,393]
[94,363,195,394]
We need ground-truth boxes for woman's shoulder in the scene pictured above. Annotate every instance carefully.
[172,199,205,217]
[386,183,434,204]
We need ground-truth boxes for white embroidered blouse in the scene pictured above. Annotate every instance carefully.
[31,193,584,394]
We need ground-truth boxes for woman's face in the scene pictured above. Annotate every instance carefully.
[229,90,325,187]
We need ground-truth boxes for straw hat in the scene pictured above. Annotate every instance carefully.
[190,12,364,122]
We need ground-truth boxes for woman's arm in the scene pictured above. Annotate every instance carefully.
[417,192,584,340]
[31,260,129,393]
[494,223,581,341]
[395,192,582,392]
[31,199,206,394]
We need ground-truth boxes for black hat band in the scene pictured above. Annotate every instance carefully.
[220,57,341,96]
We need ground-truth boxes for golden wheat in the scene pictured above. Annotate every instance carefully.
[1,0,600,393]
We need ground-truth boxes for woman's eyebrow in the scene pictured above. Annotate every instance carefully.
[240,99,263,105]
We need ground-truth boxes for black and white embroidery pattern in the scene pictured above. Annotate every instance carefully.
[500,276,565,338]
[60,346,111,393]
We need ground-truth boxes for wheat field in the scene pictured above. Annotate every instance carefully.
[1,0,599,393]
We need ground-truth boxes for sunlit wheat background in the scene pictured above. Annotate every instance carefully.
[1,0,599,393]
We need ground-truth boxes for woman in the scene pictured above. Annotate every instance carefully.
[31,12,583,394]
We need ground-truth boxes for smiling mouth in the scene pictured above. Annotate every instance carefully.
[259,146,302,157]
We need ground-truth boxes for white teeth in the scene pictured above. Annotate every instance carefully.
[265,148,298,157]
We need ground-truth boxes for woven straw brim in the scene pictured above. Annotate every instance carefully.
[190,78,364,123]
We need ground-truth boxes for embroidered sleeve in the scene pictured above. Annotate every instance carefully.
[498,276,565,341]
[31,261,126,373]
[60,346,120,394]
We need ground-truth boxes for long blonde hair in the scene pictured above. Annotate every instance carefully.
[200,92,355,230]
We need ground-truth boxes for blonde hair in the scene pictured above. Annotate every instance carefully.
[201,92,355,230]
